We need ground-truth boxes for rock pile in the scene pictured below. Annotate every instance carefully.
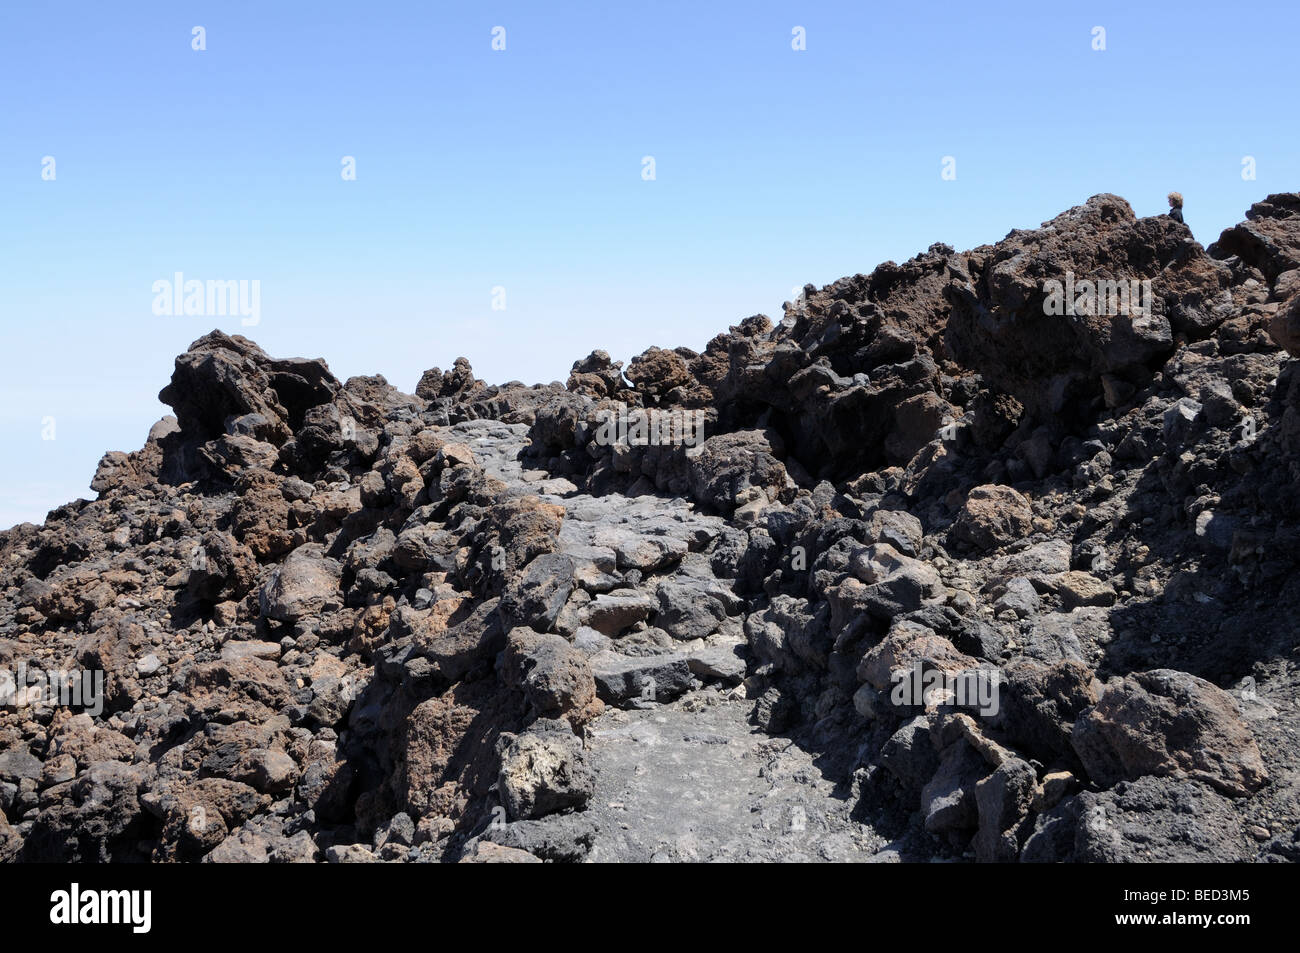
[3,193,1300,862]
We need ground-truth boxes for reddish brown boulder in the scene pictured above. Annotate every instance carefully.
[1072,669,1268,797]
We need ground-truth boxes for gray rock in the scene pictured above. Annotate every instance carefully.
[589,651,693,707]
[655,580,727,640]
[684,643,747,683]
[990,540,1071,581]
[500,553,576,632]
[325,844,379,863]
[1195,509,1236,550]
[0,748,41,783]
[972,755,1036,862]
[1162,397,1203,448]
[613,535,689,572]
[852,683,880,721]
[920,739,986,835]
[220,640,281,662]
[880,717,940,794]
[1065,776,1249,863]
[497,721,594,820]
[571,626,614,657]
[580,590,655,636]
[994,577,1040,618]
[499,628,598,722]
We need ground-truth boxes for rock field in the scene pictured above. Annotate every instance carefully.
[4,193,1300,863]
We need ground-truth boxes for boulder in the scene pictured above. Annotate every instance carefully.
[1072,669,1268,797]
[946,194,1230,421]
[952,485,1034,551]
[497,721,594,821]
[589,651,693,707]
[259,544,343,623]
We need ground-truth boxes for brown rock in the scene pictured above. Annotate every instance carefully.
[484,497,565,572]
[1046,570,1116,608]
[1072,669,1268,797]
[857,620,979,695]
[158,331,339,445]
[232,469,294,560]
[952,484,1034,551]
[947,194,1232,421]
[1268,292,1300,356]
[1209,193,1300,282]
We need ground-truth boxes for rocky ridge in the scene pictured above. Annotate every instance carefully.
[2,193,1300,862]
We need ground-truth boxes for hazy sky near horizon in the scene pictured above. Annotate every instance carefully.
[3,0,1298,528]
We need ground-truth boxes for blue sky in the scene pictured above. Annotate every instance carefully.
[2,0,1297,527]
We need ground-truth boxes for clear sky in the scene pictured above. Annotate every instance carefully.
[2,0,1297,528]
